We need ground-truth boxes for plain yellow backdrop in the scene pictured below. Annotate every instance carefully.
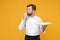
[0,0,60,40]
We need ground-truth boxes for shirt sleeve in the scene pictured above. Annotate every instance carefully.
[39,18,46,34]
[39,18,43,32]
[18,19,26,30]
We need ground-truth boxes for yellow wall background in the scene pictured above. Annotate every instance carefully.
[0,0,60,40]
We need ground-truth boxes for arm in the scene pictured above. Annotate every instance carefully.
[39,18,47,33]
[18,19,26,30]
[40,23,48,34]
[42,25,48,32]
[18,12,28,31]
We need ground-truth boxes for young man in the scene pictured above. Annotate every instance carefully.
[18,4,48,40]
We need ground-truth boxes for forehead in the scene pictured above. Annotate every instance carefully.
[27,6,32,9]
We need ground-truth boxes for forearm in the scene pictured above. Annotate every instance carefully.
[18,18,26,30]
[42,25,47,32]
[42,27,46,32]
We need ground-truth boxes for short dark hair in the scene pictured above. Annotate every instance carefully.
[27,4,36,10]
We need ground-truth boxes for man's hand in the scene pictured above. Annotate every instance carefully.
[42,25,48,32]
[23,12,28,20]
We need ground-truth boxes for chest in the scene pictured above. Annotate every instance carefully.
[26,17,40,26]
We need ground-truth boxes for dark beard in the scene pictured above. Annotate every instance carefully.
[27,14,32,16]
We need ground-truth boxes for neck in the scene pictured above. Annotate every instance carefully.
[30,14,35,17]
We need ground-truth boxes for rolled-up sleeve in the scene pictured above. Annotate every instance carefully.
[39,18,46,34]
[39,18,43,32]
[18,19,26,30]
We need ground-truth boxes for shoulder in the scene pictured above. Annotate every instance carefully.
[34,15,42,20]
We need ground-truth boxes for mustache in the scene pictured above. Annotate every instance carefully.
[27,13,32,16]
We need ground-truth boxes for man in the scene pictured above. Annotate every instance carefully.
[18,4,48,40]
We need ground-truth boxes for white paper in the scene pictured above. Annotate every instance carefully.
[40,22,52,25]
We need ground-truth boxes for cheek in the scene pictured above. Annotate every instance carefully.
[27,10,32,13]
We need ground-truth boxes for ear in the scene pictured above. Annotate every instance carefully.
[33,10,36,13]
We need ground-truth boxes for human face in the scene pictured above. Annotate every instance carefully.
[27,6,33,16]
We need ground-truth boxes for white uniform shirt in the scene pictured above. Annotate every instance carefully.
[18,16,45,36]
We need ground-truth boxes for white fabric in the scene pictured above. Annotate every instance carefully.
[18,16,46,36]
